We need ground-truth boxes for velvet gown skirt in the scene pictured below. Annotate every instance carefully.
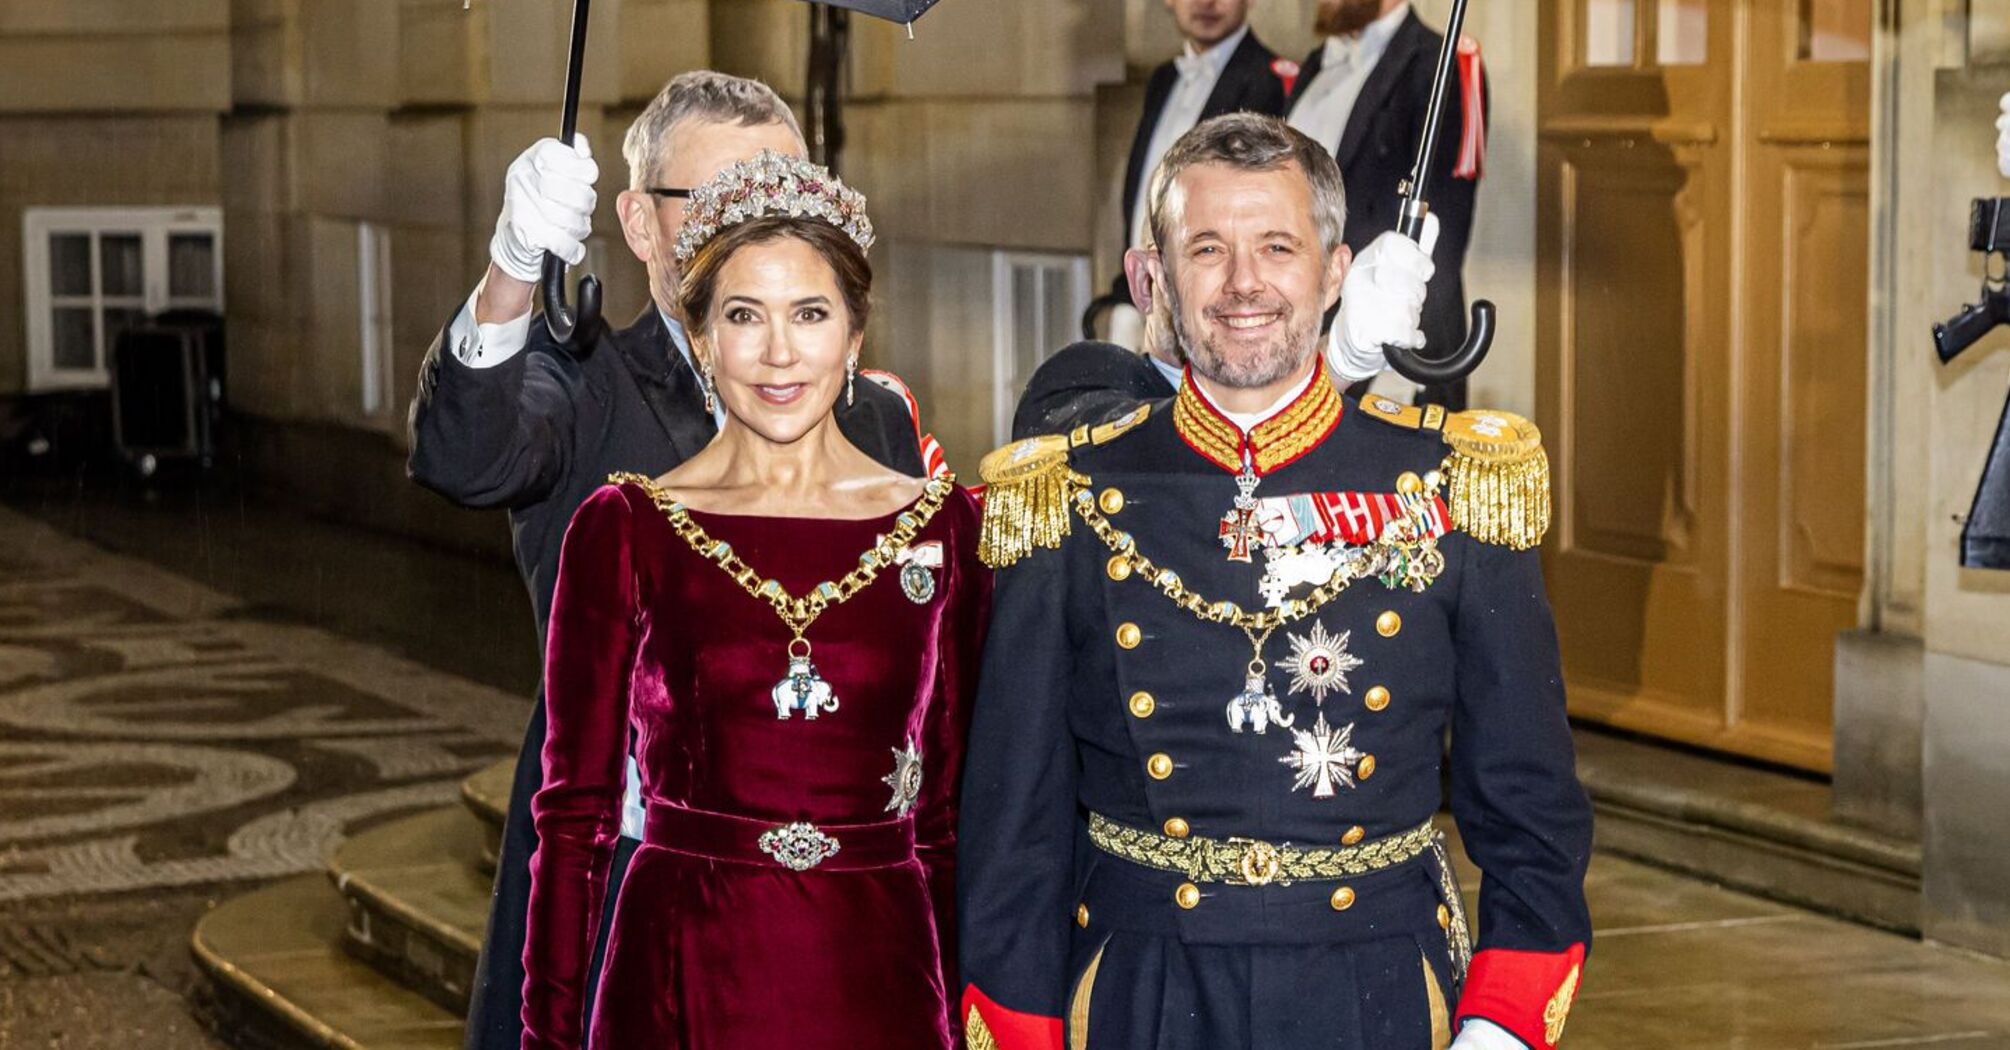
[586,846,954,1049]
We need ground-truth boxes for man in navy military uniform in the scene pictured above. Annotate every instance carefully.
[959,114,1590,1050]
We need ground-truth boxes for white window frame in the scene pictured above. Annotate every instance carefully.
[22,206,224,392]
[358,222,395,419]
[990,250,1092,446]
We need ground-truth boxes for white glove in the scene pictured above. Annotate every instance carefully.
[1328,213,1439,384]
[1996,92,2010,179]
[490,135,599,284]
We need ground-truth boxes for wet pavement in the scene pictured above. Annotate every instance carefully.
[0,495,526,1048]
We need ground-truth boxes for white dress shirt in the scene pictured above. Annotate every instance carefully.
[445,284,724,431]
[1286,3,1410,152]
[1129,24,1251,249]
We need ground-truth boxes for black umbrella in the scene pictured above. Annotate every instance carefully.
[801,0,944,25]
[1381,0,1494,386]
[541,0,602,350]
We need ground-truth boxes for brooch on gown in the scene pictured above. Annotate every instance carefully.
[882,737,924,817]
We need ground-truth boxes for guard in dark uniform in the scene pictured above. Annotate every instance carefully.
[960,114,1588,1050]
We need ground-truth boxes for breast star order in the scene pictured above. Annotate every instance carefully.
[1278,621,1363,705]
[882,737,924,817]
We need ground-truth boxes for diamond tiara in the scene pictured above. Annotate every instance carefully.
[673,150,875,266]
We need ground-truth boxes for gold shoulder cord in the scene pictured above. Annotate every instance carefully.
[609,472,955,651]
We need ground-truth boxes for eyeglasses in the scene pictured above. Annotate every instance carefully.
[645,187,692,200]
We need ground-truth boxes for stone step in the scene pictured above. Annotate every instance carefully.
[460,759,512,874]
[192,873,463,1050]
[332,806,489,1015]
[1575,728,1921,933]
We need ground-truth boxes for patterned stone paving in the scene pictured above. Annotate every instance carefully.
[0,506,523,902]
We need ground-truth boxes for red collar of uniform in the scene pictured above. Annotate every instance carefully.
[1172,365,1344,475]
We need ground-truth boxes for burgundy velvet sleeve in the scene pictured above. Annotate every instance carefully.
[521,485,640,1050]
[919,490,993,1011]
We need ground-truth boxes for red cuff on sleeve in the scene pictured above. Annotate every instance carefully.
[1454,944,1586,1050]
[961,984,1063,1050]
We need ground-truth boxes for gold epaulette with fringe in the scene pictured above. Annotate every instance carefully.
[1438,409,1551,550]
[977,404,1151,568]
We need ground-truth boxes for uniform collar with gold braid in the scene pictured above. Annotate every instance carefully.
[1172,364,1344,476]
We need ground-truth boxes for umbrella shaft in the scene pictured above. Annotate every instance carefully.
[560,0,592,143]
[1402,0,1470,210]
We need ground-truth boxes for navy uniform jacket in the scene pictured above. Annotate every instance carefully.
[406,306,923,1050]
[1289,9,1488,408]
[959,374,1591,1050]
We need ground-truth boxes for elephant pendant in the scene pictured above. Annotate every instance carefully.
[1225,675,1293,735]
[773,655,840,720]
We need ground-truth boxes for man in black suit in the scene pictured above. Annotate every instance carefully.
[1116,0,1294,307]
[407,72,922,1050]
[1288,0,1488,409]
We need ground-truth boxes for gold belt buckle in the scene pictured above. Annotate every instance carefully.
[1227,837,1286,886]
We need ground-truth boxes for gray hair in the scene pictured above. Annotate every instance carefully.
[1147,113,1348,259]
[622,71,805,190]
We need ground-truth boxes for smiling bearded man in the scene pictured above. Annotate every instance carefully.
[958,113,1594,1050]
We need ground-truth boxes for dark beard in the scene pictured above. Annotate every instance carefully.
[1315,0,1385,37]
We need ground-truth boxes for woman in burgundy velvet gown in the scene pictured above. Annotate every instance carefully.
[520,153,988,1050]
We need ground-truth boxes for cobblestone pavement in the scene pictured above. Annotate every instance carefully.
[0,505,526,1048]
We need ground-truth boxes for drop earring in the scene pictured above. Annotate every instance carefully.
[845,355,857,407]
[700,359,718,416]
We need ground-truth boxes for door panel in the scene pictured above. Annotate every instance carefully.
[1537,0,1869,770]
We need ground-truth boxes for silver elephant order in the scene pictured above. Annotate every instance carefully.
[772,638,839,720]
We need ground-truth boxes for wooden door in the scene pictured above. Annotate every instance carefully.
[1536,0,1870,771]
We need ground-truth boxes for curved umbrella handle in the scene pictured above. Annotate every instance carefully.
[1384,299,1494,386]
[541,253,602,349]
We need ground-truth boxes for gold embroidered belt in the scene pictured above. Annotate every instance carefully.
[1087,812,1435,887]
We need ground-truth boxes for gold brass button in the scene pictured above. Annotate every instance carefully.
[1175,882,1201,909]
[1330,886,1357,911]
[1147,753,1174,780]
[1342,825,1366,846]
[1128,691,1156,718]
[1396,471,1424,495]
[1357,755,1377,780]
[1099,488,1126,515]
[1076,903,1090,928]
[1106,555,1133,581]
[1376,611,1403,637]
[1163,817,1190,838]
[1364,686,1391,712]
[1437,904,1451,930]
[1117,622,1143,649]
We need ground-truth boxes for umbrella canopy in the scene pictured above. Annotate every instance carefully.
[798,0,943,25]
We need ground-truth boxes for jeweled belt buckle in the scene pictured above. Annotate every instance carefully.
[758,821,841,871]
[1226,837,1289,887]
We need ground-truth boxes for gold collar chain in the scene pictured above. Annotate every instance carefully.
[614,472,955,638]
[1069,473,1445,636]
